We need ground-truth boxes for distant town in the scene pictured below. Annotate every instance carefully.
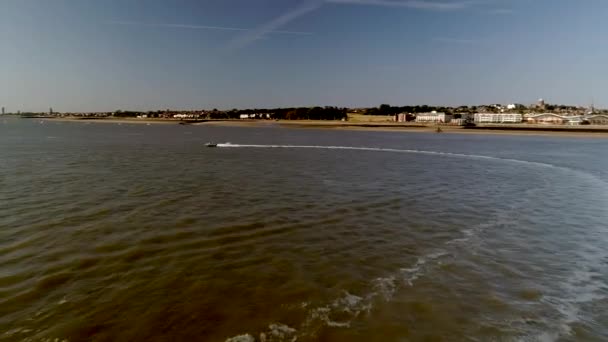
[2,99,608,126]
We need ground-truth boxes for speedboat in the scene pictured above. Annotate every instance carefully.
[205,142,218,148]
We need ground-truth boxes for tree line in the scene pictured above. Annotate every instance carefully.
[365,103,604,116]
[208,107,347,120]
[366,104,460,116]
[114,107,347,120]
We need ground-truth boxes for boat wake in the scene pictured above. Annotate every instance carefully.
[217,143,608,189]
[223,193,539,342]
[220,143,608,341]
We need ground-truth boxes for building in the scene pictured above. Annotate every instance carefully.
[537,98,546,110]
[449,113,473,126]
[415,112,452,123]
[565,116,584,125]
[1,107,4,115]
[526,113,568,124]
[459,113,473,121]
[395,113,407,122]
[173,113,199,119]
[395,113,414,122]
[586,115,608,125]
[588,100,596,115]
[474,113,522,124]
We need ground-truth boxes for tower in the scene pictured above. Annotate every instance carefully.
[537,98,545,110]
[1,107,4,115]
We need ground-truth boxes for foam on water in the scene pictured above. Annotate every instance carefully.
[225,255,440,341]
[400,251,448,286]
[4,130,608,340]
[535,251,608,340]
[225,334,255,342]
[263,324,298,341]
[223,165,607,341]
[225,248,456,341]
[225,290,376,341]
[224,177,564,341]
[226,324,298,342]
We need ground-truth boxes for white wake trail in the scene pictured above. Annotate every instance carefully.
[219,143,608,341]
[216,143,606,184]
[216,143,537,165]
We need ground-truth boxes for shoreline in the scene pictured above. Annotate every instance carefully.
[35,117,608,138]
[36,117,183,125]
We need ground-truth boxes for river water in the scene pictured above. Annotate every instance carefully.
[1,118,607,341]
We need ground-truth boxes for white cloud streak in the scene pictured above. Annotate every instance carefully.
[223,0,507,52]
[111,20,313,36]
[326,0,480,11]
[223,0,324,51]
[433,37,479,44]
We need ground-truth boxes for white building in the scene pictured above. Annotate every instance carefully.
[587,115,608,125]
[565,116,584,125]
[474,113,522,124]
[525,113,567,125]
[173,113,198,119]
[525,113,590,125]
[239,113,270,119]
[415,112,452,123]
[395,113,408,122]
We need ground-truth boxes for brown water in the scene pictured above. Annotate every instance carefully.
[1,118,608,341]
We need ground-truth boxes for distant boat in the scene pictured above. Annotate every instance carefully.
[205,142,218,148]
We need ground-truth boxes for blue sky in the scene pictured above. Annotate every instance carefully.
[1,0,607,112]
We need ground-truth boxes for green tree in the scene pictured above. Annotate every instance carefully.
[379,104,391,115]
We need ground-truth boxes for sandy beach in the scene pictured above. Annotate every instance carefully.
[36,117,608,138]
[202,119,608,138]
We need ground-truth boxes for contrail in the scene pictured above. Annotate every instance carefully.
[326,0,479,11]
[110,21,312,35]
[223,0,324,51]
